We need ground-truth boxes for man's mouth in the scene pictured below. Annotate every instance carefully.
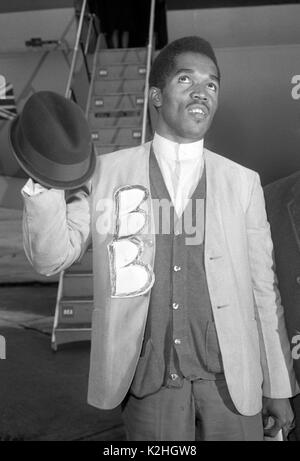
[187,104,209,119]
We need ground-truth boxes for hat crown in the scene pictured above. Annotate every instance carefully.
[9,91,96,189]
[21,91,91,165]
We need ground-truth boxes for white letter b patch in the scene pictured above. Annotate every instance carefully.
[108,186,155,298]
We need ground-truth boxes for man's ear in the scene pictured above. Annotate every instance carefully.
[149,87,162,109]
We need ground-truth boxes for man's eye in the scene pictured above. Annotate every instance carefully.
[207,82,218,92]
[178,75,191,83]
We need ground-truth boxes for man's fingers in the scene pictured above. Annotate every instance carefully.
[263,418,282,438]
[282,419,296,438]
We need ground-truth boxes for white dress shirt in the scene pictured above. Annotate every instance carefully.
[152,132,204,217]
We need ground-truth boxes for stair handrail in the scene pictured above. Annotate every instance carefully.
[84,13,97,55]
[85,34,102,117]
[141,0,156,144]
[65,0,88,99]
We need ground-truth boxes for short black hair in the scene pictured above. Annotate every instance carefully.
[149,36,220,90]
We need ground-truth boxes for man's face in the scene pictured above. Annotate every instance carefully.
[151,52,220,143]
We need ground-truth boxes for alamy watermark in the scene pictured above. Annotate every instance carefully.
[292,332,300,360]
[291,75,300,100]
[0,335,6,359]
[96,197,205,246]
[0,75,6,99]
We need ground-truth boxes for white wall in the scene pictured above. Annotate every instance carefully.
[207,44,300,184]
[0,8,77,53]
[167,4,300,47]
[165,5,300,183]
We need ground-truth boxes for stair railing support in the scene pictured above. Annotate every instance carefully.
[65,0,87,99]
[141,0,156,144]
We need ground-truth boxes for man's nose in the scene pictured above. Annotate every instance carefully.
[190,86,208,101]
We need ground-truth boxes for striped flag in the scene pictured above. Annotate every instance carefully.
[0,80,17,120]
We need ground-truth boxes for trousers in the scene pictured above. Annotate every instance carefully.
[122,378,264,441]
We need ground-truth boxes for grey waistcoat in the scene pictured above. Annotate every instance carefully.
[130,149,223,398]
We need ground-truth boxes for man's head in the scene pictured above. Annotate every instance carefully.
[149,36,220,143]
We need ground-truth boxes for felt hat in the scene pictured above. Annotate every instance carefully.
[9,91,96,189]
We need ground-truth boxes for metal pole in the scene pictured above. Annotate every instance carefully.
[80,42,91,82]
[84,13,93,55]
[65,0,87,99]
[85,34,101,117]
[141,0,156,144]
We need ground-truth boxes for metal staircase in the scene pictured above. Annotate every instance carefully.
[51,247,93,350]
[51,0,156,350]
[89,47,149,154]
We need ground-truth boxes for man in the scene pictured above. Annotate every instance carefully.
[22,36,298,441]
[264,172,300,440]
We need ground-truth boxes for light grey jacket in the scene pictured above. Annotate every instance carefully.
[22,143,298,413]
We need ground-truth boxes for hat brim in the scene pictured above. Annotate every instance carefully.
[9,116,96,190]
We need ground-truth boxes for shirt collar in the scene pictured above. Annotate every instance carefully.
[153,132,204,162]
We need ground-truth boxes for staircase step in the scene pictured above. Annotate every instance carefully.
[89,113,142,128]
[97,47,147,65]
[62,273,93,298]
[57,298,94,322]
[61,296,93,302]
[91,93,144,111]
[55,324,91,330]
[66,249,93,273]
[52,328,91,350]
[58,298,93,325]
[91,127,142,145]
[95,145,133,155]
[96,64,147,80]
[94,79,145,94]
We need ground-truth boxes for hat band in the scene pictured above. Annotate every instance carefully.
[16,120,93,183]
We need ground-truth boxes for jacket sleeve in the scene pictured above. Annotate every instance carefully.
[246,172,299,398]
[22,185,91,276]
